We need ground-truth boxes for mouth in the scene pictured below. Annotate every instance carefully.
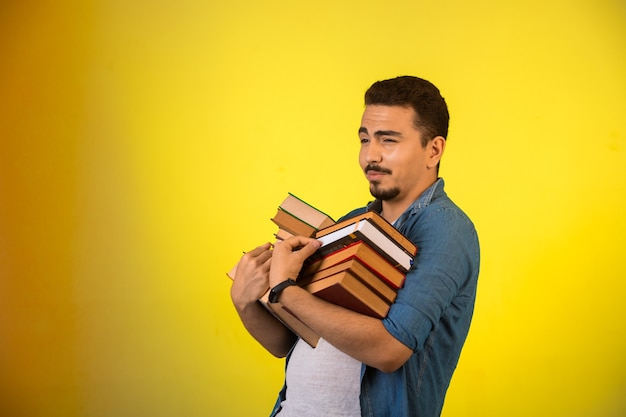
[365,165,391,181]
[366,170,387,182]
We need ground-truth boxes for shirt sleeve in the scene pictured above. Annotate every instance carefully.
[382,204,479,352]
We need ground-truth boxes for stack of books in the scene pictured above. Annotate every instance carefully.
[229,193,417,347]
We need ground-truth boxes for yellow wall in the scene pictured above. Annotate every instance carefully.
[1,1,624,416]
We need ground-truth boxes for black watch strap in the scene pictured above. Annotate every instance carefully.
[268,279,297,303]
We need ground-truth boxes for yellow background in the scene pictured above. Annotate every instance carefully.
[1,1,624,416]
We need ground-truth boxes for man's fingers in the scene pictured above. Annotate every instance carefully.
[277,236,320,251]
[241,242,273,269]
[244,242,272,256]
[295,239,322,261]
[275,237,321,263]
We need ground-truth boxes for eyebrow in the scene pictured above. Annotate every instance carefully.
[358,127,403,137]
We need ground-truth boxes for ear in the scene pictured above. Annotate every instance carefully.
[427,136,446,169]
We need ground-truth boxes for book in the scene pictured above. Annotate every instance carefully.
[313,212,415,272]
[301,270,391,319]
[271,207,318,237]
[301,240,406,290]
[279,193,335,230]
[259,290,320,348]
[274,228,294,241]
[270,193,336,237]
[227,263,238,280]
[299,257,397,304]
[316,211,417,257]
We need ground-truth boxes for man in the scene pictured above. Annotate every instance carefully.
[230,76,480,416]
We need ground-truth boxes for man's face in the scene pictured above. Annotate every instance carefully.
[358,105,434,204]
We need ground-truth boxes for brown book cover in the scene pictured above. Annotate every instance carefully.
[299,257,397,304]
[271,207,318,237]
[301,241,406,290]
[302,270,391,319]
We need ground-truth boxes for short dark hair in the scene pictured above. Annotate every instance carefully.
[364,76,449,147]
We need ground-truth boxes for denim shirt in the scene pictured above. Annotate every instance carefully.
[271,178,480,417]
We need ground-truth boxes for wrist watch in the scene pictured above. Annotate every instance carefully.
[268,278,297,303]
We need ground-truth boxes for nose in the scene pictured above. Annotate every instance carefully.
[364,140,382,164]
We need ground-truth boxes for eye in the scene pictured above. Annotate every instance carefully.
[359,137,370,144]
[382,137,397,143]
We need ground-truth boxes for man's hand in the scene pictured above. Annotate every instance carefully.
[229,242,300,357]
[230,242,273,309]
[269,236,321,288]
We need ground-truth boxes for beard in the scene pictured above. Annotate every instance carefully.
[369,183,400,201]
[364,164,400,201]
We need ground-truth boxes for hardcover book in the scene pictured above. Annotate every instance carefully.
[313,212,414,272]
[299,256,397,304]
[301,240,406,290]
[301,271,391,319]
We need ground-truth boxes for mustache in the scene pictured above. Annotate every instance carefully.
[365,164,392,174]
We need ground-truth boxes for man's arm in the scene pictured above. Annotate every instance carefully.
[270,237,413,372]
[281,285,411,372]
[230,243,297,357]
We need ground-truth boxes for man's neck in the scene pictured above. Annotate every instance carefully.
[380,178,438,224]
[380,203,406,225]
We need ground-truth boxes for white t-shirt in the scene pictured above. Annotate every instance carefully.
[276,338,361,417]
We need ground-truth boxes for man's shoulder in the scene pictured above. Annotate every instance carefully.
[338,205,370,222]
[401,186,477,246]
[419,194,476,232]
